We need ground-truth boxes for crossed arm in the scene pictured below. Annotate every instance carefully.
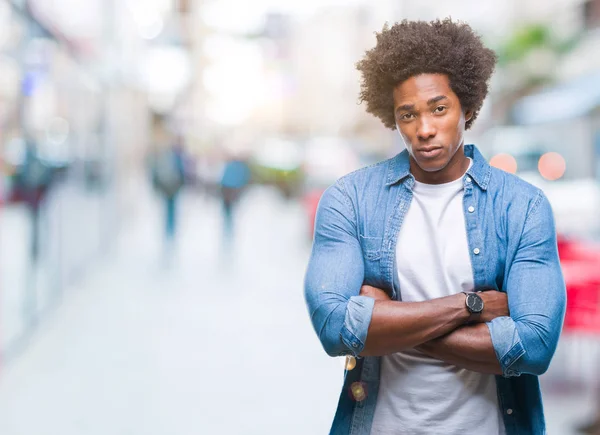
[359,285,506,375]
[305,182,566,377]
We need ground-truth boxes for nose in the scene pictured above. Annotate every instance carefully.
[417,116,436,141]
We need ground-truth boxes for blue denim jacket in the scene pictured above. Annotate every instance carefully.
[304,144,566,435]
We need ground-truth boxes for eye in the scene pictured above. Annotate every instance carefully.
[434,106,447,114]
[399,113,414,121]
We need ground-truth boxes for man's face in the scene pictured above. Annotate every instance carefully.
[393,73,471,176]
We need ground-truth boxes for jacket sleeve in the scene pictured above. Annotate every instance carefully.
[487,191,567,377]
[304,180,374,357]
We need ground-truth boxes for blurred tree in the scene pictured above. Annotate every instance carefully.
[490,23,582,124]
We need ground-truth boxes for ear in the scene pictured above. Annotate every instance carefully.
[465,110,473,122]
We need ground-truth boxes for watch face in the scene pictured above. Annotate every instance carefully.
[467,293,484,313]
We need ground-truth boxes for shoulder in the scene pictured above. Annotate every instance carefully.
[488,167,553,222]
[489,167,544,201]
[319,157,392,212]
[336,157,394,192]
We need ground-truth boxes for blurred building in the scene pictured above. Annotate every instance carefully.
[0,0,188,359]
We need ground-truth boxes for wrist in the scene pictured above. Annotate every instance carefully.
[453,293,472,324]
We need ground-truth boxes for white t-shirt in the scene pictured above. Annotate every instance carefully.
[370,161,505,435]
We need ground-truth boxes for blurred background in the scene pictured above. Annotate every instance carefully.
[0,0,598,434]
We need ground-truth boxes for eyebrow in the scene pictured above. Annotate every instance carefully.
[395,95,449,113]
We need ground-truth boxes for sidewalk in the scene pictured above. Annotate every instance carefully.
[0,188,342,435]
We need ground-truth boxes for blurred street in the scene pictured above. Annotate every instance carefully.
[0,186,343,434]
[0,186,596,435]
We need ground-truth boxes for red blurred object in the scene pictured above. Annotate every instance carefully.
[303,188,325,239]
[558,235,600,334]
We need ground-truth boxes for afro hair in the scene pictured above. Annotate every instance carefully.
[356,18,497,130]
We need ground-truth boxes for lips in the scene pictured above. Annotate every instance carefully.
[418,145,442,152]
[416,146,443,159]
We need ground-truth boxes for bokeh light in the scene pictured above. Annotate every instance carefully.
[489,153,518,174]
[538,152,566,181]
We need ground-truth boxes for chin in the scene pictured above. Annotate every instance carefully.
[415,158,448,173]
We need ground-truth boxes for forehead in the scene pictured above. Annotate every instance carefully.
[393,74,457,105]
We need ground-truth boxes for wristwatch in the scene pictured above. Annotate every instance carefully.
[463,291,484,322]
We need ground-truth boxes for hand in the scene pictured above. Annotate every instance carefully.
[360,285,392,301]
[476,290,509,323]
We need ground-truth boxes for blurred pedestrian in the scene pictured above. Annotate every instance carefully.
[11,136,54,325]
[151,136,186,248]
[304,18,566,435]
[13,137,53,262]
[219,156,251,238]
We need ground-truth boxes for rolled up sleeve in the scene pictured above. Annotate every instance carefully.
[304,180,374,357]
[487,191,567,377]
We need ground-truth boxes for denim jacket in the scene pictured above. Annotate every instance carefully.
[304,144,566,435]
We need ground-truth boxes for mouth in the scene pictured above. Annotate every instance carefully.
[415,146,443,159]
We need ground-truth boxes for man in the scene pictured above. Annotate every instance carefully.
[304,19,566,435]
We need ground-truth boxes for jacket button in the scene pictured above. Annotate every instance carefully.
[345,356,357,371]
[506,409,513,415]
[352,342,358,348]
[473,248,480,255]
[468,206,475,213]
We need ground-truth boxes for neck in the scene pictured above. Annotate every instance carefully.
[410,145,469,185]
